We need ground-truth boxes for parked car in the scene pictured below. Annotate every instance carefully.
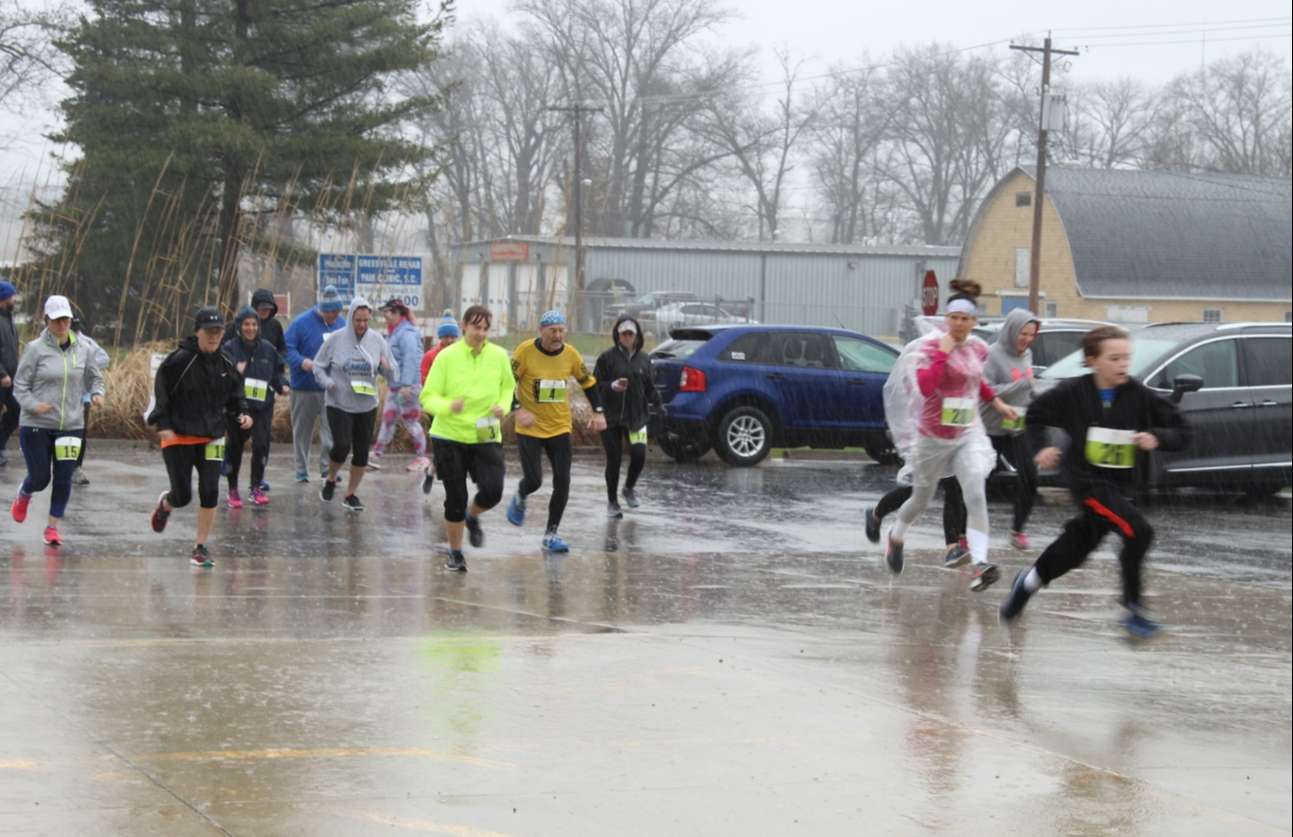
[604,290,700,322]
[912,315,1112,375]
[649,324,899,466]
[651,302,755,339]
[1037,321,1291,493]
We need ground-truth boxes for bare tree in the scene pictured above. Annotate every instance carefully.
[806,65,891,244]
[1056,77,1155,169]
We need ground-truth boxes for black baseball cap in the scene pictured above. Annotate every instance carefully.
[194,306,225,330]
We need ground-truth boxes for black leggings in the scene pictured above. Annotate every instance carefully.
[991,433,1037,532]
[1035,485,1153,607]
[433,439,505,523]
[226,412,273,489]
[517,433,573,532]
[77,403,91,466]
[163,442,222,510]
[326,407,376,468]
[601,426,646,505]
[874,477,965,544]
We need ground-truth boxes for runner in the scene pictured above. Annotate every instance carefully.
[420,305,513,572]
[864,479,968,567]
[981,308,1041,550]
[369,298,429,472]
[224,288,286,493]
[147,307,251,567]
[312,296,395,512]
[883,280,1017,591]
[999,325,1189,638]
[222,307,288,508]
[0,280,19,468]
[505,310,605,551]
[69,317,110,486]
[593,315,662,518]
[284,285,346,482]
[9,295,105,546]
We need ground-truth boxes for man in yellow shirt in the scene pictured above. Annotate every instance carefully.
[419,305,515,572]
[505,310,605,552]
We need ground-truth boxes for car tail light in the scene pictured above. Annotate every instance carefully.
[679,366,707,393]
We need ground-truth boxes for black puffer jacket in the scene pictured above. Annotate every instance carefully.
[593,315,662,430]
[148,335,248,437]
[223,289,286,364]
[0,307,18,379]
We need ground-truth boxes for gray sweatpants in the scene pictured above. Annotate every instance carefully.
[896,433,990,556]
[290,390,333,477]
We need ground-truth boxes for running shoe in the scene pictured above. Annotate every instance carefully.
[884,531,904,574]
[190,544,213,568]
[622,487,640,509]
[444,550,468,572]
[1009,530,1031,551]
[969,563,1000,592]
[1122,604,1160,640]
[72,467,90,486]
[542,532,570,553]
[465,514,484,548]
[227,488,244,510]
[366,455,383,471]
[421,467,435,495]
[864,506,880,544]
[342,494,364,513]
[506,494,526,527]
[607,501,623,520]
[43,526,61,546]
[258,480,270,492]
[999,570,1034,623]
[150,491,170,533]
[943,543,971,569]
[320,478,336,503]
[11,490,30,523]
[250,486,269,506]
[295,471,310,483]
[407,456,431,472]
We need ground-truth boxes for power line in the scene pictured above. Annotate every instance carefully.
[1071,23,1291,43]
[1053,15,1290,35]
[1084,32,1291,49]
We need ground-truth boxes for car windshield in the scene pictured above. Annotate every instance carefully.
[1041,336,1182,380]
[651,338,706,360]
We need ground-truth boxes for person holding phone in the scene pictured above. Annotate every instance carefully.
[594,315,662,518]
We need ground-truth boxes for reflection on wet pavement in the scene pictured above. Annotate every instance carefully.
[1,448,1289,834]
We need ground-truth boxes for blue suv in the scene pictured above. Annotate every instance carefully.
[649,325,899,466]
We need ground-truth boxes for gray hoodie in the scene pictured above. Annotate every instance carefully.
[13,328,106,431]
[980,308,1039,436]
[312,296,397,414]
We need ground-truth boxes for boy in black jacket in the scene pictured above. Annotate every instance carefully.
[222,307,288,508]
[593,315,662,517]
[999,326,1189,638]
[147,307,252,567]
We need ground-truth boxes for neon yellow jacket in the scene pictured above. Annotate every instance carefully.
[420,340,515,445]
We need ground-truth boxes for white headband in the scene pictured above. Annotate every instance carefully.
[945,298,978,316]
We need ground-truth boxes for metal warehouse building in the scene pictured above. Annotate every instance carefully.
[449,236,961,338]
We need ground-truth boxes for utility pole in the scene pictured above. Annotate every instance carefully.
[548,103,600,329]
[1010,35,1078,314]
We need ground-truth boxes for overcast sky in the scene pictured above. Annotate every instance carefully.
[2,0,1289,255]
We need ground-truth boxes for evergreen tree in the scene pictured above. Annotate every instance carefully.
[31,0,449,343]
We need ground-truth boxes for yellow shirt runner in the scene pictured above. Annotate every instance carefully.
[511,340,598,439]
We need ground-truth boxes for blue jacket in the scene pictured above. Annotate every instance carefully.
[386,318,423,390]
[284,307,346,391]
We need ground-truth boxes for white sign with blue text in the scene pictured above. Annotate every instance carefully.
[317,254,424,311]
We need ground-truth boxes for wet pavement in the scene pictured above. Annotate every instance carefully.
[1,443,1290,835]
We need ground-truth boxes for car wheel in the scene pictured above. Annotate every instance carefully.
[657,435,709,463]
[716,406,773,467]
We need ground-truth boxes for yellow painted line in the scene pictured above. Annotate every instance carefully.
[349,811,512,836]
[0,759,39,770]
[144,747,513,770]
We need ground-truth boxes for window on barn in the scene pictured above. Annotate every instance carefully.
[1202,309,1222,323]
[1015,192,1031,207]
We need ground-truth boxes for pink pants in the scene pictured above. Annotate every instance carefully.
[372,389,427,457]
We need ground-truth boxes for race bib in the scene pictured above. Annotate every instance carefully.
[351,379,377,397]
[54,436,82,462]
[940,397,975,428]
[475,416,501,443]
[537,378,567,404]
[205,438,226,462]
[1085,427,1136,469]
[244,377,269,402]
[1001,408,1026,432]
[628,426,648,445]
